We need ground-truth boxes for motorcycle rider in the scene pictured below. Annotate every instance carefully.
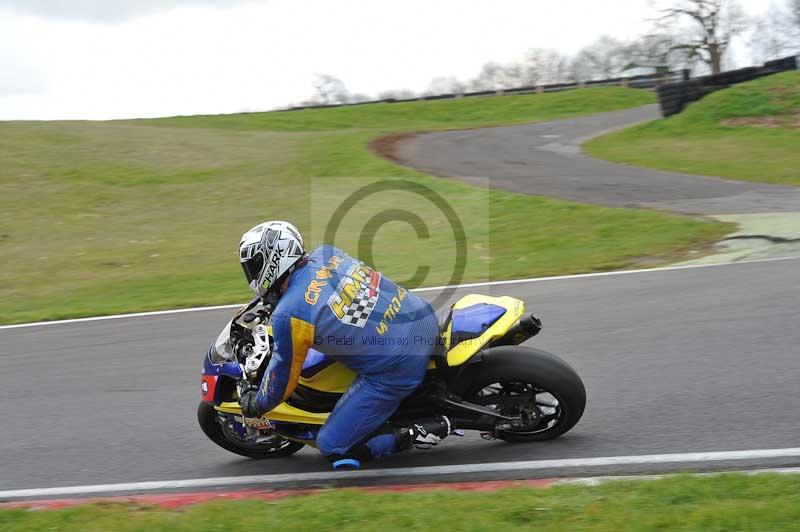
[237,221,451,468]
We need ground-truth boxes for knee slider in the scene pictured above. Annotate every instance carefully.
[331,457,361,470]
[325,442,373,470]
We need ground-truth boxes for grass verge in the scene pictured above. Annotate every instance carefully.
[0,87,730,324]
[3,474,800,531]
[585,72,800,186]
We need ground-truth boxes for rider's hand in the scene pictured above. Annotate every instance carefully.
[239,386,261,418]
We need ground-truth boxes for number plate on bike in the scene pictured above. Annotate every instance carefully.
[242,417,275,430]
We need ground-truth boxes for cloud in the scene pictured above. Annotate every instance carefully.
[0,47,46,97]
[0,0,261,23]
[0,0,776,120]
[0,64,46,97]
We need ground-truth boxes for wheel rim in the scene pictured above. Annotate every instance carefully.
[469,381,564,435]
[216,413,297,452]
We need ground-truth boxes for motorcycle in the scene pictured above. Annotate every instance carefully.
[198,292,586,459]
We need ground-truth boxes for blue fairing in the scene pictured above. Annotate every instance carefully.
[204,351,243,379]
[203,348,243,404]
[272,422,318,442]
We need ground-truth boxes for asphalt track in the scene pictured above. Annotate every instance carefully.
[3,107,800,498]
[390,105,800,214]
[2,258,800,494]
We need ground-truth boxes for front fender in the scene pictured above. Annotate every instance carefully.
[201,353,243,404]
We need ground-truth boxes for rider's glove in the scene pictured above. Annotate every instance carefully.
[239,386,261,418]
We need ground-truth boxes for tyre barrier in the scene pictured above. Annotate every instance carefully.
[282,71,687,112]
[657,55,798,117]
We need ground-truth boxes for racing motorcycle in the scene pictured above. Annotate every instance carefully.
[198,293,586,459]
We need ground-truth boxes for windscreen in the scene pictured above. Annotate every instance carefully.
[210,320,235,363]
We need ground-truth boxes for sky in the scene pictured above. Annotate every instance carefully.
[0,0,785,120]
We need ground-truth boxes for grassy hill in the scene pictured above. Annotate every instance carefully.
[0,87,729,324]
[143,86,657,131]
[585,72,800,186]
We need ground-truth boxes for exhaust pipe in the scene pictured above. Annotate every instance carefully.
[489,313,542,347]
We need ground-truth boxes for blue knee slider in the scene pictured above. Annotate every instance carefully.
[332,458,361,470]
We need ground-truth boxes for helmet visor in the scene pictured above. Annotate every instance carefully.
[241,252,264,288]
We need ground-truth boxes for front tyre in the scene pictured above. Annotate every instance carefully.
[461,346,586,442]
[197,402,305,459]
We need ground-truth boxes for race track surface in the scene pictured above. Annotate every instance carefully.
[389,105,800,214]
[2,259,799,492]
[3,107,800,496]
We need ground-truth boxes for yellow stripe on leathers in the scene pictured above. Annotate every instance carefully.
[281,317,315,403]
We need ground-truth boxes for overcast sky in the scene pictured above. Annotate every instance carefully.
[0,0,783,120]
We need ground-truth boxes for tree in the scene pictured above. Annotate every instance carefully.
[623,33,674,66]
[569,36,628,80]
[521,49,570,85]
[377,89,417,100]
[789,0,800,45]
[348,93,372,103]
[424,77,466,96]
[468,62,509,90]
[654,0,749,75]
[749,3,799,63]
[465,50,572,90]
[311,74,350,105]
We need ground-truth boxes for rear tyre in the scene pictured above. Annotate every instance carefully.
[197,402,305,459]
[459,346,586,442]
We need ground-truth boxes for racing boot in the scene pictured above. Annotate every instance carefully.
[396,415,453,450]
[327,416,453,469]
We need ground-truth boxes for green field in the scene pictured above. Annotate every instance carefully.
[143,86,656,131]
[3,474,800,531]
[585,72,800,186]
[0,86,729,324]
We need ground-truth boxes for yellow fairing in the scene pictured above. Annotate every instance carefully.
[216,401,329,425]
[297,362,356,394]
[444,294,526,367]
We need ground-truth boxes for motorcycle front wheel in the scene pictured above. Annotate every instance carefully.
[197,402,305,459]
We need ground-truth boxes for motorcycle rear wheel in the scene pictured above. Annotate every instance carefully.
[461,346,586,442]
[197,402,305,459]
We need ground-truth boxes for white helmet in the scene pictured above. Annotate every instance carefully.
[239,221,305,296]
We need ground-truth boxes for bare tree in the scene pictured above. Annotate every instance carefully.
[347,93,372,103]
[377,89,417,100]
[424,77,467,96]
[456,50,572,91]
[569,36,628,80]
[468,62,510,90]
[749,3,798,63]
[654,0,749,75]
[623,33,673,65]
[628,32,710,72]
[501,63,529,86]
[311,74,350,104]
[521,49,570,85]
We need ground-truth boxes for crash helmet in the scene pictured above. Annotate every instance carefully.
[239,221,305,296]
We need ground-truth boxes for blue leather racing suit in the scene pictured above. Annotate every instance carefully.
[253,245,440,458]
